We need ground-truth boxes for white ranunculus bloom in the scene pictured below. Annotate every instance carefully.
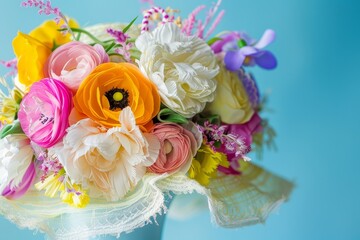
[50,107,160,201]
[136,23,219,118]
[0,134,34,193]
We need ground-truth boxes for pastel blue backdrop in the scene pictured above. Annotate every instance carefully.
[0,0,359,239]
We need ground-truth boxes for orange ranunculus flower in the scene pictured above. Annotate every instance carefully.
[74,62,161,129]
[30,19,79,50]
[12,32,51,88]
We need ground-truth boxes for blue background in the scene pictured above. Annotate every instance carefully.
[1,0,359,239]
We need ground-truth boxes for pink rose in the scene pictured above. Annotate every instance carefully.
[18,78,73,148]
[45,42,109,92]
[149,123,201,174]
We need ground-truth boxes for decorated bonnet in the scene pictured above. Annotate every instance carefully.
[0,0,293,239]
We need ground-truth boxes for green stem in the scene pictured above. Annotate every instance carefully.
[64,28,104,45]
[105,42,117,52]
[127,38,137,43]
[108,53,123,57]
[75,32,81,41]
[59,13,76,40]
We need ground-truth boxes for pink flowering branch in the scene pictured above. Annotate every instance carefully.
[182,0,225,40]
[107,29,129,43]
[0,59,18,77]
[197,121,248,158]
[107,28,133,62]
[204,9,225,39]
[21,0,75,39]
[182,5,206,36]
[139,0,155,6]
[37,151,64,183]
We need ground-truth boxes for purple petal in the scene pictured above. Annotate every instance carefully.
[93,44,110,63]
[240,72,260,108]
[244,113,263,134]
[239,46,259,56]
[224,50,245,71]
[239,32,255,45]
[218,165,241,175]
[254,29,276,49]
[2,162,36,199]
[254,51,277,70]
[222,41,239,52]
[211,32,240,53]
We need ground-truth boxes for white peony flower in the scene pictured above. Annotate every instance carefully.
[50,107,160,201]
[0,134,34,193]
[136,23,219,118]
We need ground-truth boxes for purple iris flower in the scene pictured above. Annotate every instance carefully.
[211,30,277,71]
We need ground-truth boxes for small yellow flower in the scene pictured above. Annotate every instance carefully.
[35,170,90,208]
[188,144,229,186]
[0,78,23,124]
[30,19,79,50]
[35,173,63,198]
[0,98,18,124]
[60,184,90,208]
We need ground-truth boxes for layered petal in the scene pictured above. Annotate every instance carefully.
[136,23,219,118]
[0,134,35,199]
[18,78,73,148]
[73,62,160,129]
[50,107,160,201]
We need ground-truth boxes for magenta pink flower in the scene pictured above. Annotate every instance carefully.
[149,123,200,174]
[217,113,263,175]
[18,78,73,148]
[45,41,109,92]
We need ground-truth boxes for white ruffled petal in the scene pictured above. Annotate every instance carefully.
[136,23,219,117]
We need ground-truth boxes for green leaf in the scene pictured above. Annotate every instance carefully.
[194,114,221,125]
[59,28,104,45]
[237,39,247,48]
[105,41,117,52]
[207,37,222,46]
[123,16,138,34]
[157,108,188,124]
[0,121,23,139]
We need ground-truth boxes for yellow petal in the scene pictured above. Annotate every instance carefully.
[12,32,51,88]
[30,18,79,49]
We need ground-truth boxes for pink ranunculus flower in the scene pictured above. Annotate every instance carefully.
[45,41,109,92]
[0,134,36,199]
[18,78,73,148]
[149,123,202,174]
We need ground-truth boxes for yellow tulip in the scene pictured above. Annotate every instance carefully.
[30,19,79,50]
[12,18,79,89]
[12,32,51,88]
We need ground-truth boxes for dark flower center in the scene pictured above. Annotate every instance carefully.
[105,88,129,110]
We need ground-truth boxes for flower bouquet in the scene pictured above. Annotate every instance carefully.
[0,0,293,239]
